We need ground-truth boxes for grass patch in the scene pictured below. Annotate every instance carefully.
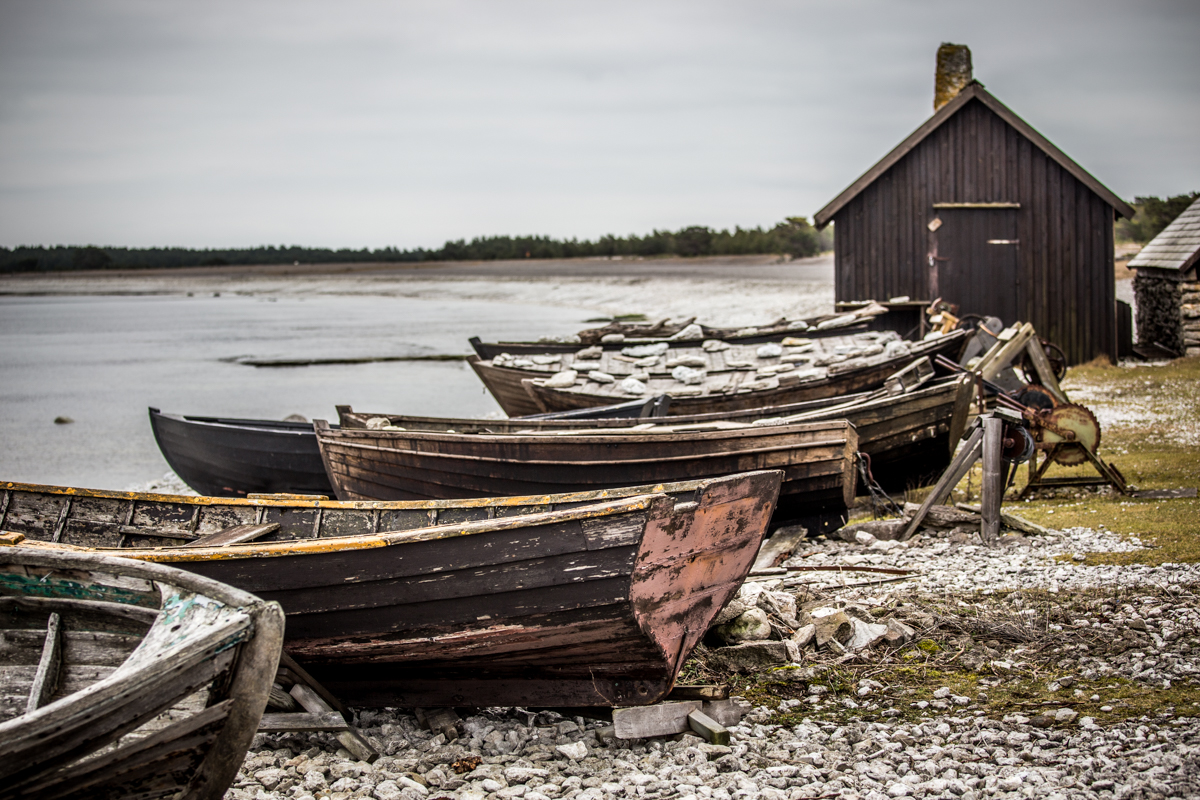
[912,357,1200,565]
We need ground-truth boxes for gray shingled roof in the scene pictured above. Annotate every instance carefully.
[1128,197,1200,273]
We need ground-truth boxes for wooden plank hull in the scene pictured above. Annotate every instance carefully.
[149,408,338,497]
[472,331,970,418]
[0,548,283,800]
[341,373,974,495]
[150,399,669,498]
[316,419,857,532]
[4,471,781,707]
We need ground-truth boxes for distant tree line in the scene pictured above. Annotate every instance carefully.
[0,218,832,274]
[1116,193,1199,243]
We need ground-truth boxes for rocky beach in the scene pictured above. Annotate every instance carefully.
[230,523,1200,800]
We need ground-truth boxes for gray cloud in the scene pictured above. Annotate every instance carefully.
[1,0,1197,249]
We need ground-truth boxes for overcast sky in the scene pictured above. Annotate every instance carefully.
[1,0,1197,250]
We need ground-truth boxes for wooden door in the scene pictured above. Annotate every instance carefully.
[933,208,1020,324]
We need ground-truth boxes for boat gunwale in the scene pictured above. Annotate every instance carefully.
[318,431,855,468]
[5,493,663,562]
[1,476,738,511]
[318,419,855,444]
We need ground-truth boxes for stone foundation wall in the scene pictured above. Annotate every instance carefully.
[1133,273,1185,355]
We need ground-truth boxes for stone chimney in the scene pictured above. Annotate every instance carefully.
[934,43,972,111]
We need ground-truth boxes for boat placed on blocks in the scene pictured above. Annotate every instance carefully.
[315,413,856,532]
[149,396,670,498]
[0,545,283,800]
[336,365,975,495]
[469,329,971,418]
[1,471,781,708]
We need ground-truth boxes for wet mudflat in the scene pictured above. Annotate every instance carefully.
[0,292,591,490]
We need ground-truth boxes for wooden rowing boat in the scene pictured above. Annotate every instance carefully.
[470,329,970,417]
[337,370,975,494]
[0,545,283,800]
[3,471,781,708]
[315,414,857,532]
[468,306,888,358]
[149,409,339,497]
[149,397,671,498]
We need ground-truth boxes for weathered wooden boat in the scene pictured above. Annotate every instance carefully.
[337,369,975,494]
[468,305,888,358]
[149,397,671,498]
[149,409,339,497]
[470,329,971,417]
[0,545,283,800]
[2,471,781,708]
[315,413,857,531]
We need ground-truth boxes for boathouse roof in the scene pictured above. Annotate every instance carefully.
[813,81,1135,228]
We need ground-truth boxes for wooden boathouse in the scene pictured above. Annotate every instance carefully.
[814,45,1134,365]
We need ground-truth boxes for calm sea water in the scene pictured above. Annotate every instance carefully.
[0,293,591,490]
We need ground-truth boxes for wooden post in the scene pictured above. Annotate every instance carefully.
[980,416,1002,546]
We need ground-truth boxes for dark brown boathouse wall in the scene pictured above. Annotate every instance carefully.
[817,80,1133,366]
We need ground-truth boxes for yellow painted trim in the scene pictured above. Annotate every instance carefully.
[1,480,695,510]
[5,495,657,563]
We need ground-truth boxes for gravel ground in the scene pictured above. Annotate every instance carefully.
[228,524,1200,800]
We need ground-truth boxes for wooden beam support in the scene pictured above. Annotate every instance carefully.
[979,323,1036,384]
[901,426,984,540]
[27,612,62,713]
[1022,338,1068,403]
[289,684,379,763]
[687,710,730,746]
[415,707,461,741]
[613,701,701,740]
[752,525,808,572]
[278,651,349,717]
[666,685,730,702]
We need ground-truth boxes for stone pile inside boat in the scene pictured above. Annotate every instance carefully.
[497,330,919,398]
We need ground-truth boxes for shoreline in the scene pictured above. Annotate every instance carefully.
[0,254,838,329]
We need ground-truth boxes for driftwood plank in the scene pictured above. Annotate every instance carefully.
[182,523,280,548]
[258,711,348,733]
[752,525,808,572]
